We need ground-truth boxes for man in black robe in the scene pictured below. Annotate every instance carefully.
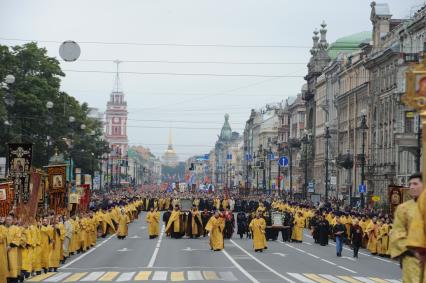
[317,216,330,246]
[201,208,211,237]
[237,211,247,239]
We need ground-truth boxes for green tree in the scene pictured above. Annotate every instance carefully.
[0,43,108,174]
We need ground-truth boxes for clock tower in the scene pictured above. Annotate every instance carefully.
[105,60,128,158]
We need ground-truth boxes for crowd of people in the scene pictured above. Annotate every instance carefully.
[1,176,425,283]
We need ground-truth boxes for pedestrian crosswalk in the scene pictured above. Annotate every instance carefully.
[27,271,401,282]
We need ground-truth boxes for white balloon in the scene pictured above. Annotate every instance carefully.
[59,40,81,62]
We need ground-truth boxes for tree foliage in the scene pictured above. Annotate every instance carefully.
[0,43,109,174]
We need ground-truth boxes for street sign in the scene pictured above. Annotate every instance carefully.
[330,176,337,185]
[272,183,276,190]
[278,156,289,167]
[358,184,367,193]
[308,182,314,193]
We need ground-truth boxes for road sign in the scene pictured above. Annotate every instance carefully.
[308,182,314,193]
[358,184,366,193]
[330,176,337,185]
[278,156,289,167]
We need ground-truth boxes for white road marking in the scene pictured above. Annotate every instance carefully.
[60,234,115,269]
[45,272,71,282]
[116,272,136,281]
[354,277,377,283]
[375,257,392,263]
[338,266,357,274]
[81,272,105,281]
[321,259,337,266]
[359,252,371,257]
[342,256,356,261]
[320,274,348,283]
[287,273,316,283]
[117,248,132,252]
[303,242,313,245]
[187,271,204,281]
[147,225,165,268]
[230,240,296,283]
[306,252,320,259]
[152,271,168,280]
[386,280,402,283]
[219,271,238,281]
[320,274,349,283]
[272,252,287,257]
[222,249,260,283]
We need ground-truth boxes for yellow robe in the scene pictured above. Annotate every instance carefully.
[21,228,33,272]
[377,223,389,256]
[191,209,202,236]
[40,225,54,269]
[0,225,8,282]
[31,225,42,272]
[117,214,130,237]
[166,211,181,233]
[146,212,160,237]
[49,225,64,268]
[249,218,267,250]
[390,199,425,283]
[205,216,224,251]
[366,222,378,254]
[291,216,305,242]
[6,225,22,278]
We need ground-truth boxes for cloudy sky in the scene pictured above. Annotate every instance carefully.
[1,0,424,160]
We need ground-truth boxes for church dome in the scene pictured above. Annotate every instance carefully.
[327,31,371,59]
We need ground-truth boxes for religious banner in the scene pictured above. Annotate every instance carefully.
[0,182,14,217]
[8,143,32,203]
[47,165,67,213]
[388,185,403,217]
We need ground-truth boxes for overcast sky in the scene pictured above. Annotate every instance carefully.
[1,0,424,160]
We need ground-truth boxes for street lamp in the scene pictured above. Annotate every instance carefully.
[324,122,331,203]
[360,109,368,209]
[301,130,310,200]
[68,116,75,182]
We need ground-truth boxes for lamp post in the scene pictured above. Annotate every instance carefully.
[268,146,272,195]
[301,130,310,200]
[45,101,54,165]
[2,74,15,177]
[68,116,76,182]
[360,109,368,209]
[324,123,331,203]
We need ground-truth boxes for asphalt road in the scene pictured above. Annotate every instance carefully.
[28,212,402,283]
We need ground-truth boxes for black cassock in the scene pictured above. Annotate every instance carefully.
[201,212,211,237]
[318,220,330,246]
[236,212,247,238]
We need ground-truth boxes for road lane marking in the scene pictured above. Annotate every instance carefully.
[385,280,402,283]
[230,239,296,283]
[337,266,357,274]
[28,273,55,282]
[222,249,259,283]
[319,274,350,283]
[147,225,165,268]
[375,258,391,263]
[152,271,168,281]
[117,272,136,281]
[63,272,87,282]
[288,273,316,282]
[45,272,72,282]
[321,259,337,266]
[187,271,203,281]
[338,276,363,283]
[170,272,185,281]
[369,278,391,283]
[203,271,219,280]
[219,271,238,281]
[81,272,105,281]
[60,234,115,269]
[304,242,313,245]
[354,277,377,283]
[98,272,119,281]
[304,273,332,283]
[134,271,152,280]
[306,252,320,259]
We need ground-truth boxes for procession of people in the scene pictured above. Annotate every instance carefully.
[1,179,426,283]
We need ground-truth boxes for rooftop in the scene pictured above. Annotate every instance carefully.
[327,31,371,59]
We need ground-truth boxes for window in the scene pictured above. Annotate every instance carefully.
[299,112,305,123]
[405,111,414,134]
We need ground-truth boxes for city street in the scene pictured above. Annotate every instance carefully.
[28,212,401,283]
